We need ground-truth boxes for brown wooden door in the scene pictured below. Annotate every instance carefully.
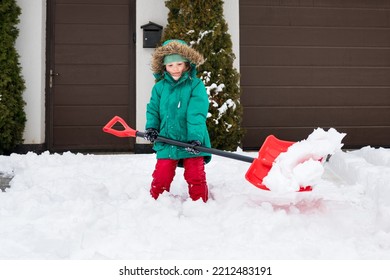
[240,0,390,149]
[47,0,135,152]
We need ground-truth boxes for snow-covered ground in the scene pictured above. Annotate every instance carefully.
[1,130,390,260]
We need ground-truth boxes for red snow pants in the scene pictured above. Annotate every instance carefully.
[150,157,208,202]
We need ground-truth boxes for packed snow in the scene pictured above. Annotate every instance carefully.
[263,128,346,192]
[1,128,390,260]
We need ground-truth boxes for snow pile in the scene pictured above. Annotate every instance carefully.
[263,128,346,193]
[1,131,390,260]
[328,147,390,232]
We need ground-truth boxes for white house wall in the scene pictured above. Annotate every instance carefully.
[15,0,239,147]
[16,0,46,145]
[135,0,168,144]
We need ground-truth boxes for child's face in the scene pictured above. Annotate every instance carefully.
[165,61,188,80]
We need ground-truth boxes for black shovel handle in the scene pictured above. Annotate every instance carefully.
[137,131,254,163]
[103,116,254,163]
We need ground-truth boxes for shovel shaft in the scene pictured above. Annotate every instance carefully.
[103,116,255,163]
[136,131,255,163]
[103,116,313,193]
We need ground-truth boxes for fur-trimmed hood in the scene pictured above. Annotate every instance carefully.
[151,39,204,74]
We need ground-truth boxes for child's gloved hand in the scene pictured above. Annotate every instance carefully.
[144,128,159,143]
[186,140,201,155]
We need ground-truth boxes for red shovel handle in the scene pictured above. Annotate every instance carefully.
[102,116,138,138]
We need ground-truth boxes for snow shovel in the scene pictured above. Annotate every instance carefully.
[103,116,312,192]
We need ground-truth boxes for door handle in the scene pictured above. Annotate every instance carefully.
[49,69,59,88]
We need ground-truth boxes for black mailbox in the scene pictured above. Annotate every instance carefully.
[140,21,163,48]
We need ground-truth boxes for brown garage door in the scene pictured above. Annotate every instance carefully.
[240,0,390,149]
[47,0,135,152]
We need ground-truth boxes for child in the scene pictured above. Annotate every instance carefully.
[144,39,211,202]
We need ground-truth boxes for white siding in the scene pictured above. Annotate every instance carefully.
[16,0,46,144]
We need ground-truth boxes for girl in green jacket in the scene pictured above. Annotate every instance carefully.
[144,39,211,202]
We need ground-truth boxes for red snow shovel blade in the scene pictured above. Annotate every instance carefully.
[245,135,312,192]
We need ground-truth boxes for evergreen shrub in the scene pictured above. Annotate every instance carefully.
[162,0,244,151]
[0,0,26,154]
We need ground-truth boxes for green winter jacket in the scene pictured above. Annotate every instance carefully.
[146,66,211,164]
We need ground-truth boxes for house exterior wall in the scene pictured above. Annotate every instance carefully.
[16,0,46,145]
[15,0,240,147]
